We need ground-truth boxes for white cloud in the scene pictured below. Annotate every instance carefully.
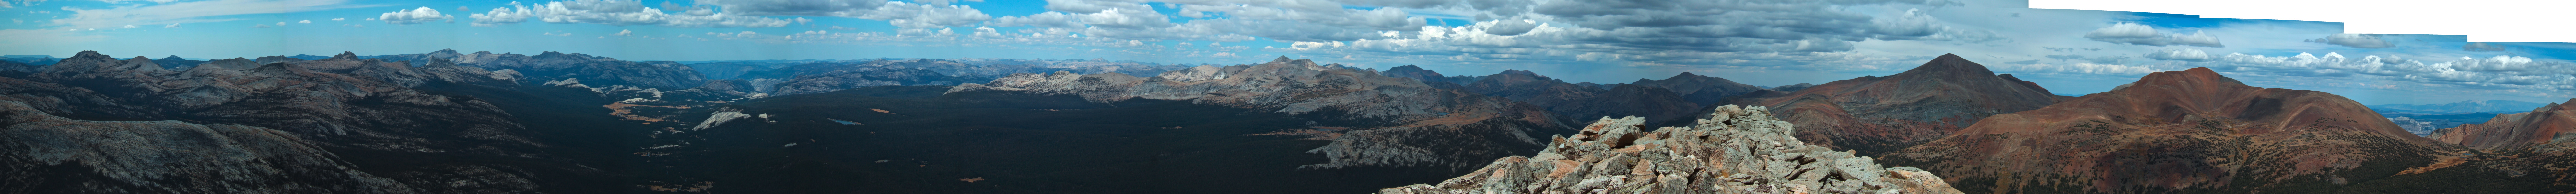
[298,20,311,24]
[1993,62,2160,75]
[494,0,791,27]
[161,23,179,28]
[275,22,286,26]
[50,0,372,29]
[2308,33,2393,48]
[614,29,632,36]
[469,2,536,27]
[2084,22,2224,47]
[331,18,345,21]
[380,6,453,25]
[2143,48,2215,62]
[2196,52,2576,91]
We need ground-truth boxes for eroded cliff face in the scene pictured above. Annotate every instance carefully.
[950,56,1564,169]
[1880,67,2459,193]
[0,100,418,193]
[2431,99,2576,150]
[1380,105,1963,194]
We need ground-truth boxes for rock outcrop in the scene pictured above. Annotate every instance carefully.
[0,100,419,193]
[1880,67,2459,193]
[951,56,1563,169]
[1739,54,2067,154]
[2430,99,2576,150]
[1379,105,1963,194]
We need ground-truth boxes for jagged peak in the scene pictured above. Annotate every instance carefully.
[1271,56,1294,63]
[331,51,357,59]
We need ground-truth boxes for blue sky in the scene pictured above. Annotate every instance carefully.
[1,0,2570,105]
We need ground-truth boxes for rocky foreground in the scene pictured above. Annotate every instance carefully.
[1379,105,1962,194]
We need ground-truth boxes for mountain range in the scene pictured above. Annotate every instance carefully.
[1,49,2568,194]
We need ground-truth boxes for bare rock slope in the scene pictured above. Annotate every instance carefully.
[1380,105,1963,194]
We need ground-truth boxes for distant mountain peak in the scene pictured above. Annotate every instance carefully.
[72,51,108,59]
[1496,69,1537,76]
[1899,53,1996,75]
[2131,67,2244,88]
[1670,71,1701,78]
[1271,56,1293,63]
[163,55,184,60]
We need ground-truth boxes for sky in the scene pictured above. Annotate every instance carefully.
[0,0,2570,105]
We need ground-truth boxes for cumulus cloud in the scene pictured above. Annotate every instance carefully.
[162,23,179,28]
[380,7,453,25]
[614,29,632,36]
[2306,34,2393,48]
[1992,62,2160,75]
[463,0,790,27]
[331,18,345,21]
[693,0,989,29]
[2194,52,2576,91]
[1484,19,1534,36]
[2085,23,2224,47]
[2143,48,2216,62]
[469,2,536,27]
[298,20,311,24]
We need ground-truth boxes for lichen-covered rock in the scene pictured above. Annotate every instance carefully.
[1380,105,1963,194]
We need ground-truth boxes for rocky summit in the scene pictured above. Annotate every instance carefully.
[1379,105,1963,194]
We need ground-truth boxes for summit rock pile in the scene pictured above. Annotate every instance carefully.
[1379,105,1963,194]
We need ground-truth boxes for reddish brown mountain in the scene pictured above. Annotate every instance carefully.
[1740,53,2067,154]
[1881,67,2461,193]
[2431,99,2576,150]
